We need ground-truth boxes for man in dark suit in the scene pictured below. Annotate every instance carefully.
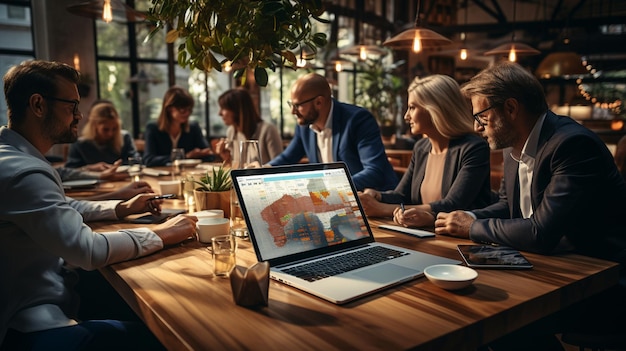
[434,61,626,350]
[268,73,398,191]
[434,61,626,263]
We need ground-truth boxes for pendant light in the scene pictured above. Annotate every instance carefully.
[459,0,469,61]
[340,6,387,61]
[67,0,146,24]
[382,0,451,53]
[484,0,539,61]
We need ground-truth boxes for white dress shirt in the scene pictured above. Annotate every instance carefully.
[310,102,334,163]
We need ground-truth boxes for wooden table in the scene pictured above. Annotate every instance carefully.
[81,174,620,351]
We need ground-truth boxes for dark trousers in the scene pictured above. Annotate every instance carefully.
[2,270,165,351]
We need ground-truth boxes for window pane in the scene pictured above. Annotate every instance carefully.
[0,54,34,126]
[136,62,170,137]
[136,21,167,60]
[96,21,129,57]
[0,4,32,51]
[97,61,133,132]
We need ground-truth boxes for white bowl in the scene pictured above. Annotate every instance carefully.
[424,264,478,290]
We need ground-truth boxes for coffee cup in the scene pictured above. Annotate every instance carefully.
[158,180,181,197]
[192,209,224,220]
[196,217,230,243]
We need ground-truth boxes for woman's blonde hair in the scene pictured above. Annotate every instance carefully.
[82,101,122,154]
[407,75,474,139]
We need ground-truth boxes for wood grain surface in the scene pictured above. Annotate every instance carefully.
[83,171,619,351]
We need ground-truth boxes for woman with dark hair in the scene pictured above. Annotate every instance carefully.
[143,86,214,166]
[214,88,282,165]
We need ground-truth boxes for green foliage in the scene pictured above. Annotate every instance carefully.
[193,163,232,192]
[355,57,405,126]
[146,0,329,86]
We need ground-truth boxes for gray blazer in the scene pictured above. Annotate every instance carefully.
[380,134,493,214]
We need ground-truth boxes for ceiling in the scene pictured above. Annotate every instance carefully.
[326,0,626,71]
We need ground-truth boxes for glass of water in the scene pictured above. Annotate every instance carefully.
[127,155,143,182]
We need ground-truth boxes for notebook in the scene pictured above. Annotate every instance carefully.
[231,162,460,304]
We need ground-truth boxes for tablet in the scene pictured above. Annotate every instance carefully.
[457,245,533,269]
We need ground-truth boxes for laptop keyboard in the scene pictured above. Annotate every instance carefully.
[282,246,408,282]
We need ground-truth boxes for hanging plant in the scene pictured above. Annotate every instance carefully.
[146,0,329,86]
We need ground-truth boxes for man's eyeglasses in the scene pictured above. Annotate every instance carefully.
[287,95,321,110]
[473,104,498,127]
[42,96,81,116]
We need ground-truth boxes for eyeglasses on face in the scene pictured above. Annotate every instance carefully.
[473,104,499,127]
[41,95,81,116]
[172,106,192,113]
[287,95,321,110]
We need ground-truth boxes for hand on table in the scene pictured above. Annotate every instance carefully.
[434,211,473,238]
[115,193,162,219]
[153,215,199,246]
[392,207,435,228]
[186,147,213,159]
[106,181,153,200]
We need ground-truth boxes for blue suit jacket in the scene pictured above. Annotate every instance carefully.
[269,99,398,191]
[471,111,626,263]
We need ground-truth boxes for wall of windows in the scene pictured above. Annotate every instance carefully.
[0,0,34,127]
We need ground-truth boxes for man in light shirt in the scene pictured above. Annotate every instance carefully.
[432,61,626,350]
[0,60,197,350]
[268,73,398,191]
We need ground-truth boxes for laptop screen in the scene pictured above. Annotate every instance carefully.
[231,163,374,264]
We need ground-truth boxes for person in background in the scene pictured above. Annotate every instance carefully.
[433,61,626,350]
[64,100,139,168]
[143,86,214,166]
[359,75,493,228]
[268,73,398,191]
[0,60,197,350]
[214,87,282,165]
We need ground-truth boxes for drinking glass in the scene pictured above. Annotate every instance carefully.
[230,140,261,239]
[127,155,143,182]
[171,148,186,178]
[210,235,237,277]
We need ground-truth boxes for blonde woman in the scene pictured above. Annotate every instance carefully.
[358,74,493,228]
[65,100,139,168]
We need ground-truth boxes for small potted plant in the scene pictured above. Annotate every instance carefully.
[193,164,233,216]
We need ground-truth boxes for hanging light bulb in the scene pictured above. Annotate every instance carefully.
[508,45,517,62]
[459,3,468,61]
[102,0,113,23]
[413,32,422,53]
[383,0,451,52]
[335,61,343,72]
[460,48,468,60]
[359,46,367,60]
[484,0,539,61]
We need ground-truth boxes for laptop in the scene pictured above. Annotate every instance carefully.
[230,162,460,304]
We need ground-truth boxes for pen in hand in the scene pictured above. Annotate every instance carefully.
[148,193,176,201]
[400,203,405,213]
